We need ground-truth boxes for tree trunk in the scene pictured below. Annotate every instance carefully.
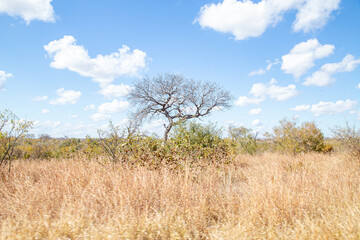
[164,123,173,142]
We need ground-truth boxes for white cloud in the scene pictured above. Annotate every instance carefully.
[84,104,96,111]
[304,54,360,86]
[248,68,266,77]
[99,83,132,98]
[292,0,341,32]
[357,83,360,89]
[249,59,280,76]
[37,120,61,128]
[0,70,12,89]
[70,115,78,118]
[0,0,55,24]
[235,96,265,106]
[250,81,299,101]
[196,0,274,40]
[290,100,356,116]
[41,109,50,114]
[290,104,310,111]
[235,79,299,106]
[266,59,280,71]
[252,119,261,127]
[50,88,81,105]
[281,39,334,78]
[249,108,262,115]
[349,110,356,115]
[310,100,357,116]
[44,36,148,87]
[89,113,110,122]
[196,0,340,40]
[98,99,130,114]
[32,95,48,101]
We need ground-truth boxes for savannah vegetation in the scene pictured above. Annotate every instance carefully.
[1,75,360,239]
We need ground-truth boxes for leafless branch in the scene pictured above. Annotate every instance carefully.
[128,73,233,141]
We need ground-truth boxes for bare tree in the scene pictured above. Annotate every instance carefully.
[128,73,233,141]
[97,120,141,164]
[97,122,124,164]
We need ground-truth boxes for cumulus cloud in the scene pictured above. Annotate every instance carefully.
[98,84,132,99]
[98,99,130,114]
[249,59,280,76]
[252,119,261,127]
[357,83,360,89]
[32,95,48,101]
[311,100,357,116]
[292,0,341,32]
[84,104,96,111]
[290,104,310,111]
[50,88,81,105]
[235,96,265,106]
[235,79,299,106]
[196,0,340,40]
[44,36,148,87]
[34,120,61,129]
[304,54,360,86]
[291,100,357,116]
[0,70,12,90]
[250,80,299,101]
[248,68,266,77]
[249,108,262,115]
[281,39,334,78]
[89,113,110,122]
[0,0,55,24]
[41,109,50,114]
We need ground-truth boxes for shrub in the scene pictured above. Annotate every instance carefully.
[171,121,222,148]
[269,119,331,154]
[171,121,234,164]
[97,121,129,164]
[0,109,33,170]
[228,125,258,155]
[332,122,360,159]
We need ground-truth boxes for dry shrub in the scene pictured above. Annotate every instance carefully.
[268,119,333,154]
[332,122,360,159]
[0,153,360,239]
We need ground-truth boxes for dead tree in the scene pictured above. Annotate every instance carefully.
[128,73,233,141]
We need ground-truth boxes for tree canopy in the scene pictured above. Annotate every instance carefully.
[128,73,233,141]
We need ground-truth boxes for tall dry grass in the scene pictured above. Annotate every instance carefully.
[0,153,360,239]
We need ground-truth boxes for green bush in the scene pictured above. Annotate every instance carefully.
[170,121,235,164]
[268,119,331,154]
[228,125,258,155]
[171,121,222,148]
[0,109,33,169]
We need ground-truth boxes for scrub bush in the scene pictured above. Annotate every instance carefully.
[228,125,258,155]
[268,119,332,154]
[332,122,360,159]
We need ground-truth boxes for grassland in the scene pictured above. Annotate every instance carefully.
[0,153,360,239]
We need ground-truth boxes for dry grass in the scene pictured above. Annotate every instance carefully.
[0,153,360,239]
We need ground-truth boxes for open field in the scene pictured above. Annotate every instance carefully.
[0,153,360,239]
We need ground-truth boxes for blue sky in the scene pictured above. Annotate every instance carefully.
[0,0,359,137]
